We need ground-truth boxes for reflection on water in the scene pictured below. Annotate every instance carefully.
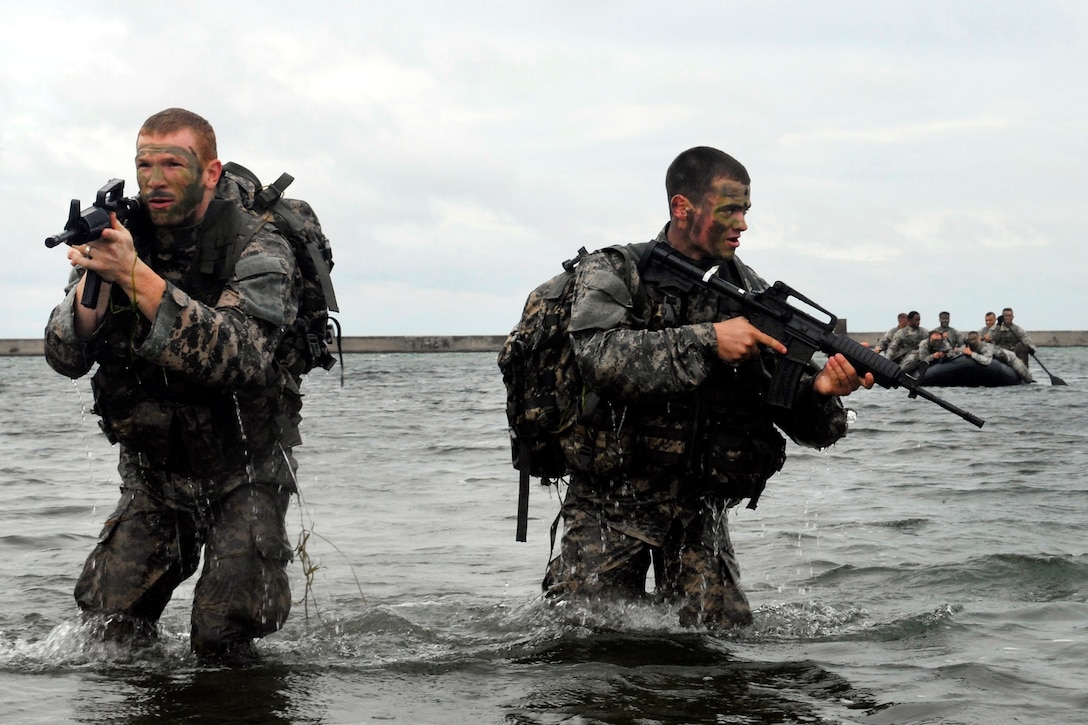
[74,666,311,725]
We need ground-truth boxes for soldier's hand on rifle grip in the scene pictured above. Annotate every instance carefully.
[67,212,134,280]
[713,317,787,364]
[95,212,140,281]
[69,243,111,340]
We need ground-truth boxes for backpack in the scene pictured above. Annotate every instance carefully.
[498,243,646,541]
[216,162,342,382]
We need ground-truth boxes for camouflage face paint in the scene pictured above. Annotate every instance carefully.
[690,178,750,260]
[135,140,207,227]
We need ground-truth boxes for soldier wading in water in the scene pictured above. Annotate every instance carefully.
[544,146,873,627]
[45,108,303,663]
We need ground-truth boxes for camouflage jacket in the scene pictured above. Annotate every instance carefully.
[934,325,964,348]
[989,322,1034,353]
[966,340,998,365]
[908,336,953,366]
[564,226,847,523]
[877,325,903,351]
[885,325,929,363]
[44,201,301,505]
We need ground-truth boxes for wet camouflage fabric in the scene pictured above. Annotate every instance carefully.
[45,202,300,490]
[544,492,752,627]
[74,483,294,655]
[989,322,1035,364]
[217,165,339,377]
[45,203,297,386]
[498,245,644,481]
[544,226,849,628]
[884,325,930,364]
[44,202,300,653]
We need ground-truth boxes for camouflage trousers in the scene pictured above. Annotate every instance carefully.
[74,482,294,656]
[543,489,752,628]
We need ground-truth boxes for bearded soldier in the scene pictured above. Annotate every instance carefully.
[45,108,301,663]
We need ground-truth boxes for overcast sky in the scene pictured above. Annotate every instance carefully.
[3,1,1086,340]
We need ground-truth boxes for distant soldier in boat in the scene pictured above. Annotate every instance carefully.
[874,312,908,354]
[978,311,997,342]
[884,310,928,365]
[990,307,1036,366]
[901,329,954,373]
[962,331,1034,383]
[934,311,964,348]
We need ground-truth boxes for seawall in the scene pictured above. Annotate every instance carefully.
[4,330,1088,356]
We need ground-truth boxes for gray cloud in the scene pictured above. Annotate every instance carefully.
[4,1,1086,339]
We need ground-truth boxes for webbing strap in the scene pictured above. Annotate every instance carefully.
[306,240,340,313]
[516,438,531,542]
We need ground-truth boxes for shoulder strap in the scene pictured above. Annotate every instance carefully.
[222,161,296,212]
[191,201,256,293]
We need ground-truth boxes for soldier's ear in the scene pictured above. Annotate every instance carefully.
[204,159,223,189]
[670,194,693,224]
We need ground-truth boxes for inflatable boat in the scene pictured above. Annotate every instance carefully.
[914,355,1025,387]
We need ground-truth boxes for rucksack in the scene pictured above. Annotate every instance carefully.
[216,162,342,382]
[498,243,646,541]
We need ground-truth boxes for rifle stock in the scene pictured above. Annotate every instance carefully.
[645,242,985,428]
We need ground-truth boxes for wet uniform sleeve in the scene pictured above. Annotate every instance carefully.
[44,226,298,388]
[569,248,848,450]
[43,267,98,379]
[134,227,299,389]
[569,249,718,401]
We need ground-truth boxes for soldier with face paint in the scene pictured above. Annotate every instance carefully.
[44,108,301,663]
[543,146,872,628]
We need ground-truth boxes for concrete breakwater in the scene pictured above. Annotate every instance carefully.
[4,331,1088,357]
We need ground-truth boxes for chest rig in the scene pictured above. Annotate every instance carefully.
[88,202,294,478]
[572,253,787,506]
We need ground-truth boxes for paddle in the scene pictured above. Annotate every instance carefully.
[1029,351,1067,386]
[997,321,1067,386]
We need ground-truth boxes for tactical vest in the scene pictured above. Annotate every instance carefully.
[569,254,786,506]
[89,201,300,478]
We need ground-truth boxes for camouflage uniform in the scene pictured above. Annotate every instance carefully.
[876,325,902,352]
[901,336,952,371]
[989,321,1035,365]
[967,340,1034,383]
[44,200,300,657]
[544,227,848,628]
[884,325,929,365]
[933,325,963,348]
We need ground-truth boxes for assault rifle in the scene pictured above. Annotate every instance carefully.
[644,242,985,428]
[44,179,141,309]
